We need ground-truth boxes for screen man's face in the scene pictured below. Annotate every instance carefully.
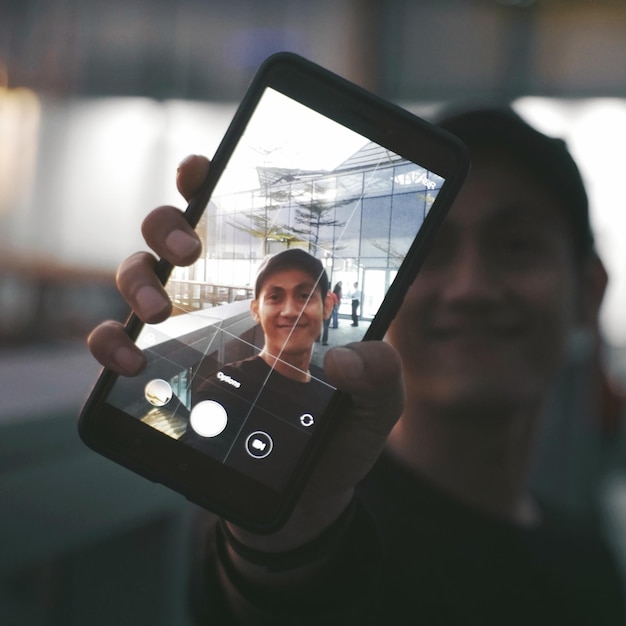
[251,268,328,359]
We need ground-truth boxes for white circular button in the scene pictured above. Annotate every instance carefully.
[189,400,228,437]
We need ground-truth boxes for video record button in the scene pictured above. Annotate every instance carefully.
[245,431,273,459]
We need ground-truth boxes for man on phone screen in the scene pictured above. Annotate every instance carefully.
[181,249,335,466]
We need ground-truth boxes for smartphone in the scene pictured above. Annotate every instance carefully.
[79,52,469,532]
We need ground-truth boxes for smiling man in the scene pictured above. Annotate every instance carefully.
[179,249,335,468]
[88,108,624,625]
[250,248,333,382]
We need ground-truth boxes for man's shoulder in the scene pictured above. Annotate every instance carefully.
[357,454,625,623]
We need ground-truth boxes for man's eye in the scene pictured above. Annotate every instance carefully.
[495,231,550,269]
[502,231,544,255]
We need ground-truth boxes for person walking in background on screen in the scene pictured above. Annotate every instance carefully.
[321,288,338,345]
[349,281,361,327]
[331,281,342,329]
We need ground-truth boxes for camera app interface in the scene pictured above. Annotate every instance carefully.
[107,88,446,490]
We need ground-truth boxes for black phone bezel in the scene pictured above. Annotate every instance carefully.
[78,52,470,532]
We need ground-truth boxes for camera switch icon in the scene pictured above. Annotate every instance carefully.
[299,413,314,427]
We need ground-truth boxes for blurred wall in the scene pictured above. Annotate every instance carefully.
[3,0,626,101]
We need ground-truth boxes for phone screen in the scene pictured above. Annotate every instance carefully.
[104,85,446,493]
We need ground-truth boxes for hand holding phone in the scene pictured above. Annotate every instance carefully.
[81,53,469,533]
[90,156,405,552]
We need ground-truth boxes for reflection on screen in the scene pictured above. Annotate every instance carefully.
[107,87,446,490]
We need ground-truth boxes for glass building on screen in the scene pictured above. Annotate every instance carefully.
[169,141,443,321]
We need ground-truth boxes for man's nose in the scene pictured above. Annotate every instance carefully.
[281,296,302,316]
[442,245,500,303]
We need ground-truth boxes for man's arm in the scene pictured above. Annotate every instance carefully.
[87,155,404,620]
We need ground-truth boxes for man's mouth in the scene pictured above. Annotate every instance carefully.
[432,325,523,344]
[429,317,522,341]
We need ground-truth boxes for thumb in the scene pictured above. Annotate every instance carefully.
[324,341,405,435]
[316,341,405,492]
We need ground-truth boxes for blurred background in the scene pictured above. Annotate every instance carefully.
[2,0,626,623]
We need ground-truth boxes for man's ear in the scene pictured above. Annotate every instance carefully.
[250,299,260,323]
[579,252,608,328]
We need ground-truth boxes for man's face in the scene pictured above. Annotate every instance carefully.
[387,149,585,418]
[251,267,329,358]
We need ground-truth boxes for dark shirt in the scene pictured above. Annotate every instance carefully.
[191,452,625,625]
[181,356,334,491]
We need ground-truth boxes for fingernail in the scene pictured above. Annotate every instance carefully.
[113,346,145,374]
[177,154,197,172]
[165,229,200,259]
[136,286,169,320]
